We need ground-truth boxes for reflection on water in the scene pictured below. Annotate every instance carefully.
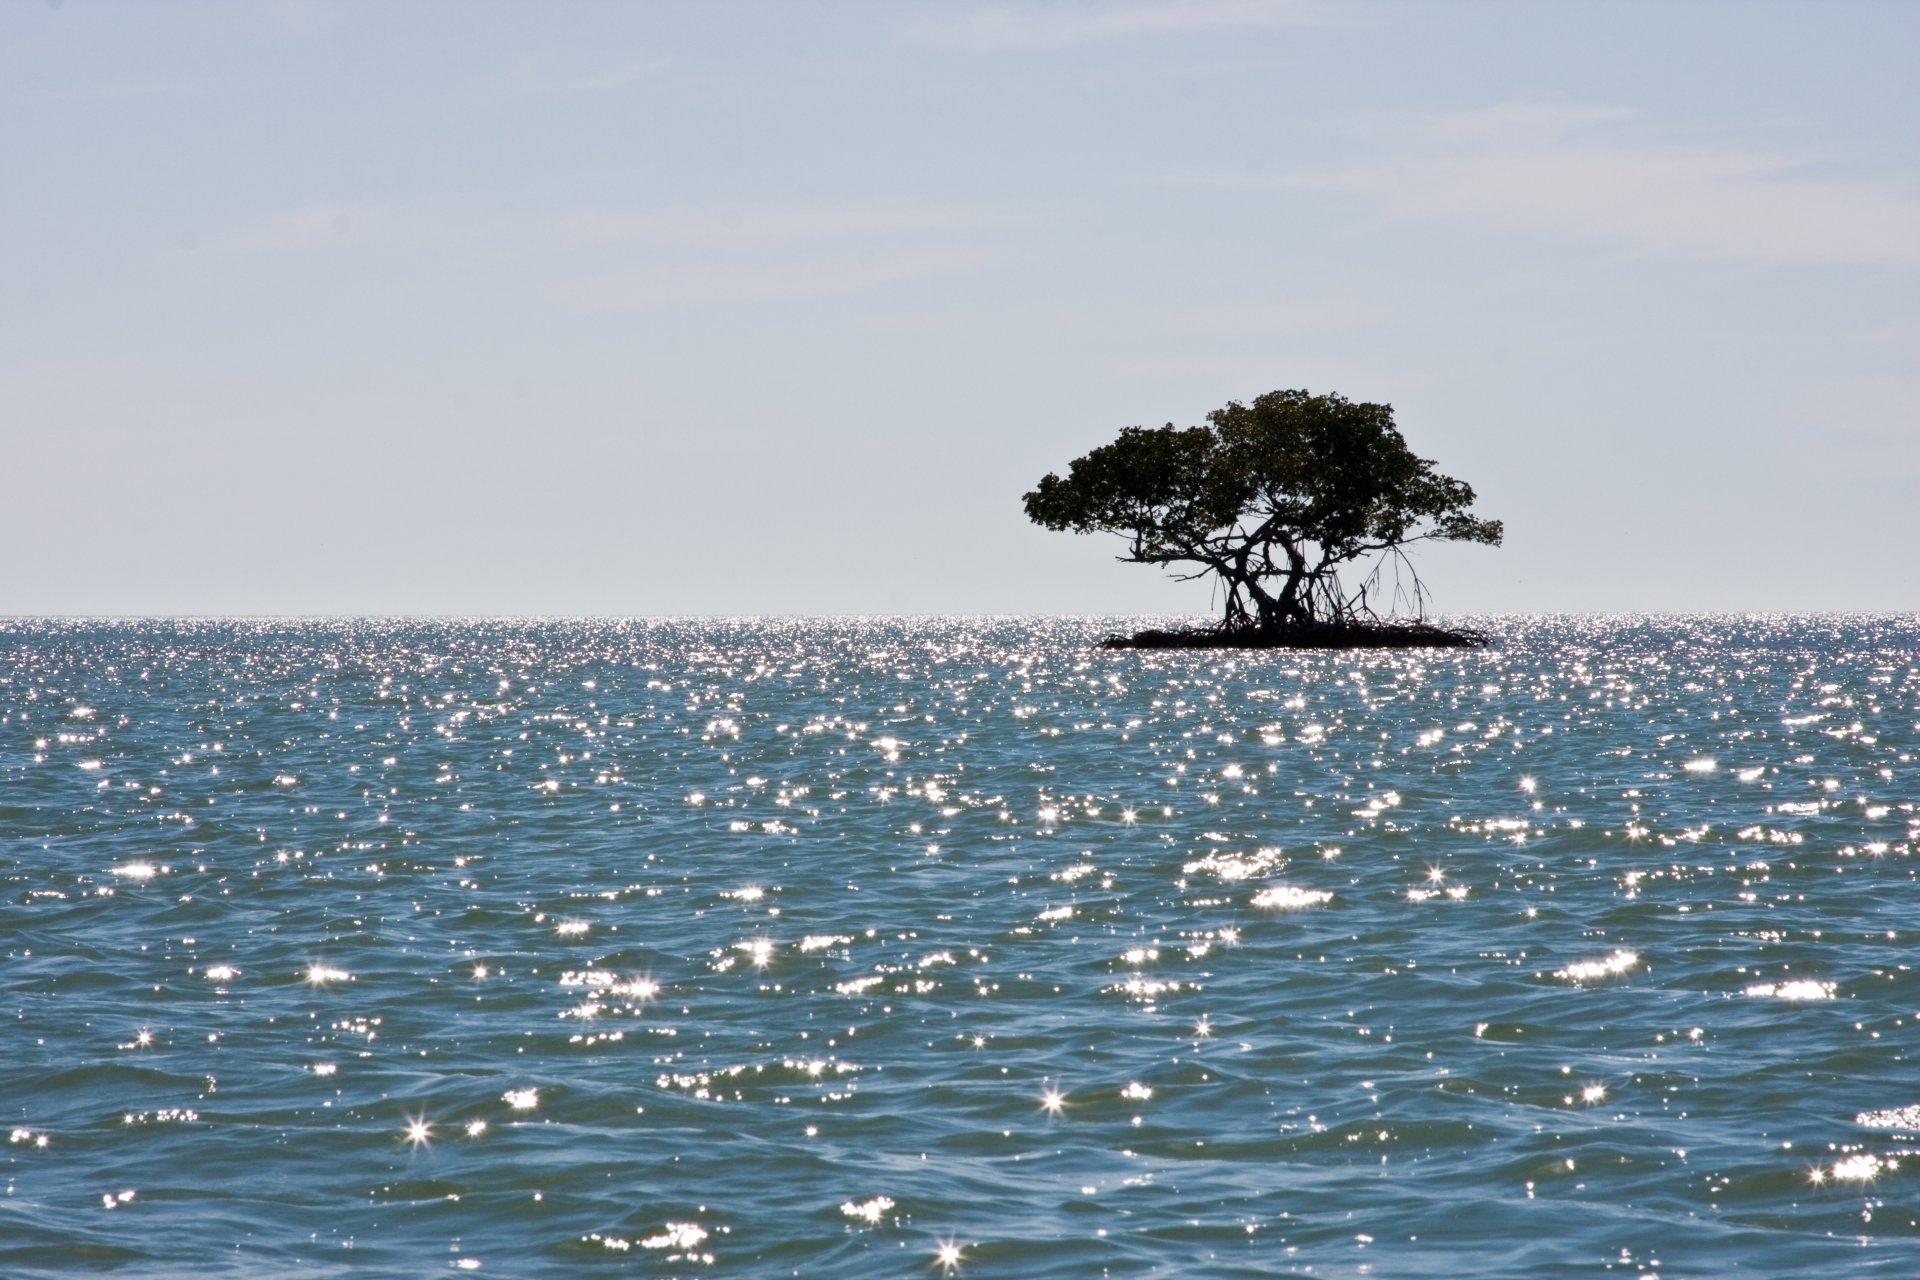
[2,614,1919,1277]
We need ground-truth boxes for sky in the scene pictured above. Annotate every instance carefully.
[4,0,1916,617]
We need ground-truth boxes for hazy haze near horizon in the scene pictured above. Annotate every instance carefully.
[4,1,1915,616]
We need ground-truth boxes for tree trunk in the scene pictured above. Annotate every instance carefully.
[1266,540,1312,631]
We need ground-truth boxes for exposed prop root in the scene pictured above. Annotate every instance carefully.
[1100,620,1488,650]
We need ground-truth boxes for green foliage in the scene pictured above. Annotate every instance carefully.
[1024,389,1502,630]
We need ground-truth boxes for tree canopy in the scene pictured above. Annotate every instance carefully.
[1023,389,1502,634]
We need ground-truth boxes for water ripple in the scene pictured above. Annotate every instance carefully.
[3,615,1918,1276]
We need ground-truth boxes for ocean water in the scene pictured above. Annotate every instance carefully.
[3,615,1918,1279]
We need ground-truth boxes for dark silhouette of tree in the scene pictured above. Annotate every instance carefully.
[1024,389,1502,634]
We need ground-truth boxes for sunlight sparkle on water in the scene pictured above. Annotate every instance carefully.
[1251,885,1332,909]
[10,615,1920,1277]
[1744,979,1836,1000]
[840,1196,894,1225]
[1818,1153,1897,1183]
[1856,1105,1920,1130]
[640,1222,709,1255]
[1553,950,1639,983]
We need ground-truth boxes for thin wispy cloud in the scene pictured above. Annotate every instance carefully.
[1172,300,1374,338]
[563,246,991,310]
[506,51,666,94]
[549,198,1002,308]
[550,202,995,248]
[924,0,1349,50]
[223,204,374,252]
[220,199,990,265]
[257,0,338,40]
[1,76,211,107]
[1174,105,1920,270]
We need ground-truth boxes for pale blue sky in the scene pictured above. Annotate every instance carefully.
[5,0,1915,616]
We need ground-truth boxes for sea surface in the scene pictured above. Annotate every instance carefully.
[3,616,1918,1278]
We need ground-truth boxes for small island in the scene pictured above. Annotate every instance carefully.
[1023,388,1503,650]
